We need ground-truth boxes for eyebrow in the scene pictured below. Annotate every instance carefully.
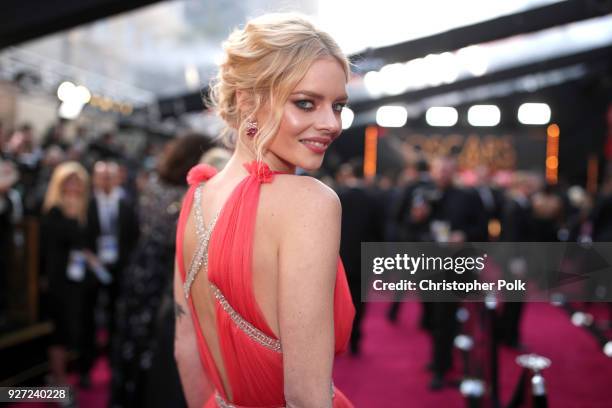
[291,90,349,101]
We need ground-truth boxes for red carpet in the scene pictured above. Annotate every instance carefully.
[333,302,612,407]
[10,302,612,407]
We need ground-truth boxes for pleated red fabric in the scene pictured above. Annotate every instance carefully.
[176,161,355,408]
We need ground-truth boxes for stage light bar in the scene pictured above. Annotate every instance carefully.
[426,106,458,127]
[518,103,551,125]
[468,105,500,127]
[376,106,408,127]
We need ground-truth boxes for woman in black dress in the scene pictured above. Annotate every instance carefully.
[110,134,215,408]
[40,161,105,390]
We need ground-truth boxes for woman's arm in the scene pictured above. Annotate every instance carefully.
[277,177,341,408]
[173,259,213,407]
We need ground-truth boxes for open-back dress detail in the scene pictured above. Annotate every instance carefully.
[176,161,355,408]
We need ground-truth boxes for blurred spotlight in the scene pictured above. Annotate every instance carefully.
[341,107,354,129]
[546,156,558,168]
[426,106,458,127]
[379,63,406,95]
[468,105,500,127]
[547,123,560,138]
[376,106,407,127]
[59,101,84,120]
[422,53,459,87]
[518,103,551,125]
[438,52,459,84]
[604,341,612,357]
[57,82,91,104]
[57,81,91,119]
[423,54,444,87]
[404,58,428,90]
[457,45,488,77]
[57,81,75,101]
[488,219,502,239]
[364,126,378,179]
[74,85,91,104]
[364,70,383,97]
[546,123,560,184]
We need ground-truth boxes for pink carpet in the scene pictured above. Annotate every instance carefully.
[333,302,612,407]
[10,302,612,407]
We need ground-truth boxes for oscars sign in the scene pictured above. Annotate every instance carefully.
[404,133,518,170]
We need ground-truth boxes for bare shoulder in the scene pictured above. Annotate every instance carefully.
[268,174,341,219]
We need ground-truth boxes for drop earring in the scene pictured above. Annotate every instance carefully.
[246,119,258,137]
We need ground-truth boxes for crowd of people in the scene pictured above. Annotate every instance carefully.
[0,120,223,407]
[1,115,612,405]
[331,153,612,390]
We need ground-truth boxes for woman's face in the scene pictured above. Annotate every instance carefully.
[264,57,348,172]
[62,174,85,198]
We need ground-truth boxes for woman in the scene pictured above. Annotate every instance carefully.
[174,13,355,407]
[110,133,215,408]
[40,162,104,393]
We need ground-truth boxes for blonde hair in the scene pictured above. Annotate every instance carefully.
[43,161,90,224]
[209,12,350,160]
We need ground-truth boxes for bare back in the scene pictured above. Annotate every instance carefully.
[174,160,355,407]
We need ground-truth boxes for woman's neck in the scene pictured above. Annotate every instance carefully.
[228,138,296,174]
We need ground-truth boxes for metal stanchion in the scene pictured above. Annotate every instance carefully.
[515,354,551,408]
[455,307,485,408]
[552,294,612,358]
[455,296,501,408]
[484,294,500,408]
[460,378,486,408]
[531,372,548,408]
[455,333,475,374]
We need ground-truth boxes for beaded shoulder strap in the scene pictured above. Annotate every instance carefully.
[210,282,282,353]
[183,162,220,298]
[183,180,282,353]
[183,183,220,299]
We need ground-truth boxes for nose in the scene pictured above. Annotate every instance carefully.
[315,105,341,136]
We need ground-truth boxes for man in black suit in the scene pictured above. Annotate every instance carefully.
[83,161,139,385]
[335,163,384,355]
[497,172,535,349]
[386,160,433,324]
[393,160,433,243]
[425,155,488,390]
[474,166,505,241]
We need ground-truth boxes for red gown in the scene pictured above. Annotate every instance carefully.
[176,160,355,407]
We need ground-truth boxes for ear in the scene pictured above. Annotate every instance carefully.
[235,89,254,118]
